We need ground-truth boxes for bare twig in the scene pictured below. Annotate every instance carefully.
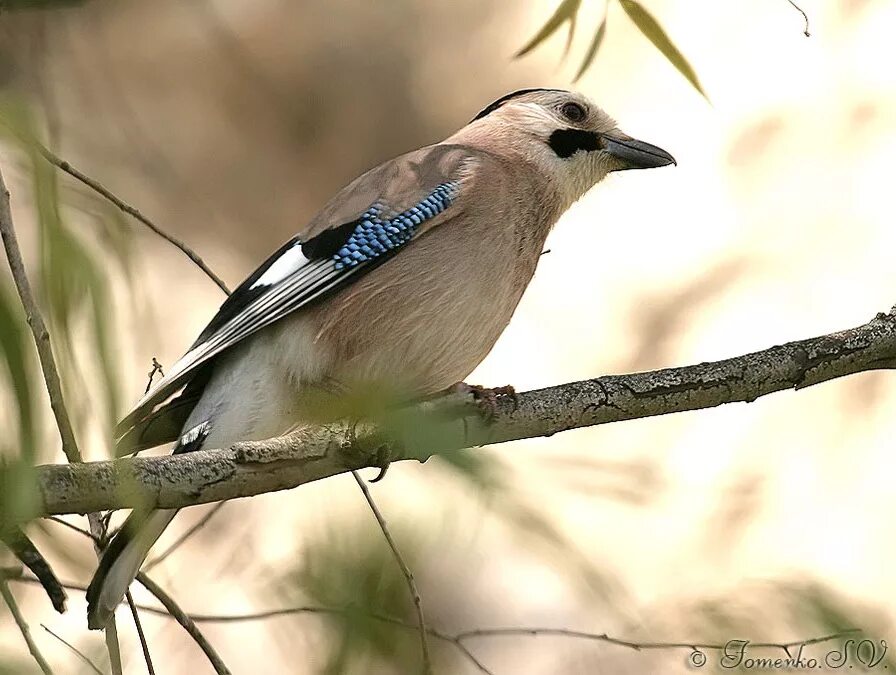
[27,142,230,294]
[40,624,104,675]
[44,515,100,543]
[352,471,432,674]
[144,358,164,395]
[454,626,860,651]
[786,0,811,37]
[134,573,231,675]
[5,572,861,675]
[126,590,156,675]
[0,161,123,675]
[143,501,227,571]
[0,577,54,675]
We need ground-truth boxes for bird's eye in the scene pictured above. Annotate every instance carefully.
[560,102,587,123]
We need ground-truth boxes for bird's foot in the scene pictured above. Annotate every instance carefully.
[447,382,517,421]
[370,445,391,482]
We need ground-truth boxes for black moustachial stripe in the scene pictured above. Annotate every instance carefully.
[548,128,600,159]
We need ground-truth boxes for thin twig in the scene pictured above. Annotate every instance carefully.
[785,0,810,36]
[126,591,156,675]
[40,624,104,675]
[0,167,82,464]
[45,515,100,543]
[0,161,123,675]
[454,626,860,651]
[351,471,432,674]
[28,142,230,294]
[0,578,54,675]
[6,573,861,675]
[144,357,164,395]
[135,573,231,675]
[143,501,227,571]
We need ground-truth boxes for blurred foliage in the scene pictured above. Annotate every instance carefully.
[286,525,433,675]
[0,93,134,463]
[0,283,37,463]
[0,92,134,643]
[0,0,90,10]
[517,0,706,96]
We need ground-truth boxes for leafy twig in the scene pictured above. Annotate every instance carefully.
[352,471,432,674]
[0,577,54,675]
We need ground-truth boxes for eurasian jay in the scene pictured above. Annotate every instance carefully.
[86,88,675,628]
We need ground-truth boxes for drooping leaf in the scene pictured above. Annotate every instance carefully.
[574,16,608,82]
[564,4,578,58]
[617,0,707,99]
[0,285,37,463]
[515,0,583,58]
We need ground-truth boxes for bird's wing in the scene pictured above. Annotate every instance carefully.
[116,143,480,440]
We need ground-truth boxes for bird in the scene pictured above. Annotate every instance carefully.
[85,88,675,629]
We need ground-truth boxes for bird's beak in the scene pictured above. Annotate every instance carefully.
[600,133,676,170]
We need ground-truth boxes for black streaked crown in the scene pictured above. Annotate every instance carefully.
[471,88,566,122]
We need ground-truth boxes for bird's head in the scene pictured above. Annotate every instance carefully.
[468,88,675,203]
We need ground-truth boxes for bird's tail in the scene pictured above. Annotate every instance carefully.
[86,508,178,629]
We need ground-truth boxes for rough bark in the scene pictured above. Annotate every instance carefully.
[30,306,896,517]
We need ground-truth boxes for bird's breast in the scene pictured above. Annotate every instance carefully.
[307,209,546,396]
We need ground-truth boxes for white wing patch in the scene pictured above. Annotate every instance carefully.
[250,241,308,289]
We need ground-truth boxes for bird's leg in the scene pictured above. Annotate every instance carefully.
[446,382,517,420]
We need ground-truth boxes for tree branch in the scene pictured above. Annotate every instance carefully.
[23,305,896,517]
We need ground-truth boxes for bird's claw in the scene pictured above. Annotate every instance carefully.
[370,445,391,482]
[448,382,517,421]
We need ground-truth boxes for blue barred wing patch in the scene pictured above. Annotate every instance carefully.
[334,182,459,269]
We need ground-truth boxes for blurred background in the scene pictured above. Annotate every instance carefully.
[1,0,895,673]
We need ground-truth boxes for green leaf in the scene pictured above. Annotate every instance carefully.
[0,285,37,462]
[516,0,582,58]
[617,0,707,99]
[574,16,608,81]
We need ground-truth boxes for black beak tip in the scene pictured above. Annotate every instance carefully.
[602,136,677,170]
